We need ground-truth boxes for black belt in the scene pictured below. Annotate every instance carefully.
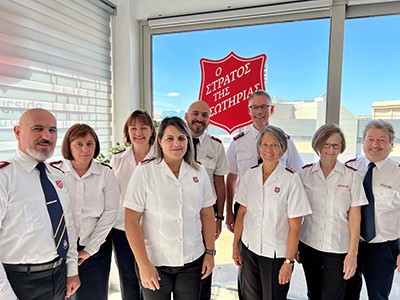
[3,257,64,273]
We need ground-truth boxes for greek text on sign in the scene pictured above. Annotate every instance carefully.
[199,52,267,134]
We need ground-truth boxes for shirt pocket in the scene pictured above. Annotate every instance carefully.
[7,196,45,232]
[202,159,217,178]
[373,186,396,210]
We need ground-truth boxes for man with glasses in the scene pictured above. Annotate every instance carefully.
[225,90,304,232]
[225,90,303,299]
[344,120,400,300]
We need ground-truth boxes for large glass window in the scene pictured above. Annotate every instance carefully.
[152,18,330,163]
[340,14,400,162]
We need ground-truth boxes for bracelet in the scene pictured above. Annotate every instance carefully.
[215,215,225,221]
[205,249,216,256]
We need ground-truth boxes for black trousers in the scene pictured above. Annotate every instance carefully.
[344,239,399,300]
[299,241,347,300]
[4,260,67,300]
[111,228,143,300]
[241,243,290,300]
[136,255,203,300]
[73,234,112,300]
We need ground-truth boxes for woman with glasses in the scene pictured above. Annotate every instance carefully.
[123,116,216,300]
[232,125,311,300]
[298,124,368,300]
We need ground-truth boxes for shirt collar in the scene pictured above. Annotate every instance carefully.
[250,125,259,140]
[196,132,207,145]
[311,160,345,175]
[363,156,389,170]
[15,150,46,174]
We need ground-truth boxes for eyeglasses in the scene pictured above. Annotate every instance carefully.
[249,105,270,111]
[322,143,342,150]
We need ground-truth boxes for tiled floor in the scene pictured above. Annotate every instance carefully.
[109,227,400,299]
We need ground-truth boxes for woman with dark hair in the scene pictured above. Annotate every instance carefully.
[298,123,367,300]
[110,109,156,300]
[56,123,120,300]
[124,116,216,300]
[232,125,311,300]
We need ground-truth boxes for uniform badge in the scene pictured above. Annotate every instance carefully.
[56,180,63,189]
[193,177,199,183]
[274,187,281,193]
[63,239,68,249]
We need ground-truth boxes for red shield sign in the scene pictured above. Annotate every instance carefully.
[199,51,267,134]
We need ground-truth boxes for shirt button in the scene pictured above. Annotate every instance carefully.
[177,219,182,223]
[178,237,183,242]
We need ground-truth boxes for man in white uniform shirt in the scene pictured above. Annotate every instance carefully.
[0,109,80,300]
[185,100,229,300]
[225,90,304,232]
[344,120,400,300]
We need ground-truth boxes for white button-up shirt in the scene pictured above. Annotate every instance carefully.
[236,163,311,258]
[196,133,229,196]
[346,156,400,243]
[56,160,119,255]
[0,151,78,300]
[299,161,368,253]
[226,126,304,179]
[123,159,215,267]
[110,146,155,230]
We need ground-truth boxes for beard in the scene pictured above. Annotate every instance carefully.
[26,147,54,162]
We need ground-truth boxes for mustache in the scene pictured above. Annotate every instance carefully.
[36,139,53,146]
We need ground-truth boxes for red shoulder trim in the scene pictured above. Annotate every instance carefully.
[115,148,126,155]
[286,134,291,140]
[101,162,112,169]
[251,164,260,169]
[140,157,155,165]
[345,164,358,172]
[302,163,313,169]
[50,160,62,165]
[345,157,357,164]
[233,132,245,141]
[0,161,10,169]
[285,166,295,173]
[211,136,222,143]
[50,164,64,173]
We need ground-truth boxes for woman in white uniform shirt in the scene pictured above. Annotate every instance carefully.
[298,124,367,300]
[110,110,156,300]
[232,125,311,300]
[124,116,216,300]
[58,124,119,300]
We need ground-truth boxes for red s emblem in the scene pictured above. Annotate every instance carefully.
[56,180,63,189]
[274,187,281,193]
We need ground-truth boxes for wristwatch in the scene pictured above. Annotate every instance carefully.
[205,249,217,256]
[215,215,225,221]
[284,258,295,264]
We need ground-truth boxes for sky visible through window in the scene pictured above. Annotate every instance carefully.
[152,15,400,117]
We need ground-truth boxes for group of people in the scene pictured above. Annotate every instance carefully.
[0,89,399,300]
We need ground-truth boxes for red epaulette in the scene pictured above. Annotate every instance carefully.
[101,162,112,169]
[345,157,357,164]
[50,163,64,173]
[286,133,291,140]
[0,161,10,169]
[140,157,155,165]
[285,166,295,173]
[114,148,126,155]
[251,164,259,169]
[211,136,222,143]
[345,164,358,172]
[233,132,245,141]
[302,163,313,169]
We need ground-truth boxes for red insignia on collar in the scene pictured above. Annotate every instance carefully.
[274,187,281,193]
